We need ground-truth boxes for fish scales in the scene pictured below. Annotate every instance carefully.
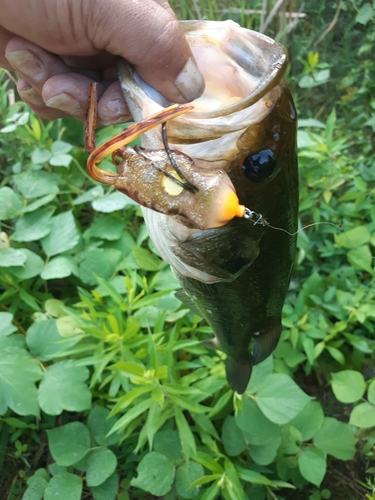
[117,20,298,393]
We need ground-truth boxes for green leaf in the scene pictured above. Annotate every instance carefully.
[175,461,205,499]
[7,249,44,279]
[31,147,52,164]
[132,247,161,271]
[51,141,73,154]
[47,422,90,466]
[92,191,132,212]
[41,211,80,256]
[154,430,184,465]
[110,399,152,434]
[169,394,208,414]
[89,216,124,240]
[326,346,346,365]
[78,247,122,285]
[335,225,371,249]
[23,194,56,213]
[44,472,82,500]
[86,447,117,487]
[90,472,119,500]
[0,312,17,337]
[26,319,79,361]
[12,209,53,242]
[130,451,175,496]
[73,185,104,205]
[248,439,281,466]
[87,406,121,446]
[38,361,91,415]
[13,170,60,199]
[331,370,365,403]
[236,398,282,445]
[255,374,310,424]
[22,474,49,500]
[290,401,324,441]
[349,402,375,429]
[175,406,197,458]
[298,446,326,487]
[313,417,356,459]
[368,380,375,405]
[355,3,374,24]
[41,256,78,280]
[246,356,274,393]
[222,416,246,457]
[0,348,42,416]
[49,154,73,167]
[0,248,27,267]
[0,187,22,220]
[347,246,374,275]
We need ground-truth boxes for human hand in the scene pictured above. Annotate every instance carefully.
[0,0,204,125]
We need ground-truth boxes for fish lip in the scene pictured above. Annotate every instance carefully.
[118,20,287,122]
[179,20,287,119]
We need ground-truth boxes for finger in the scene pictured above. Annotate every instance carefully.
[87,0,205,103]
[42,73,109,122]
[17,79,70,120]
[97,81,132,125]
[5,37,102,94]
[0,25,13,69]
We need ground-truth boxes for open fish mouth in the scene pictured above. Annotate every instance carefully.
[118,20,292,284]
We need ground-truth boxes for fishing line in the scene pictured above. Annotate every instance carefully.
[245,212,375,261]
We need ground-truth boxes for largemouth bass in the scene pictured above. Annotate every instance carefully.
[115,20,298,393]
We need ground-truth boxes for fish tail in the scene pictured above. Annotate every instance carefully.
[225,357,252,394]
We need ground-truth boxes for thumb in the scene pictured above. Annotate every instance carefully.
[88,0,205,103]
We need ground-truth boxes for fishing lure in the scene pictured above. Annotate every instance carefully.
[85,83,249,231]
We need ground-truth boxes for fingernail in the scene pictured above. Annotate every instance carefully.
[174,57,205,102]
[101,114,132,126]
[18,83,45,106]
[45,93,82,116]
[6,50,45,82]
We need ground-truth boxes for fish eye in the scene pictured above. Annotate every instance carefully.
[242,149,276,183]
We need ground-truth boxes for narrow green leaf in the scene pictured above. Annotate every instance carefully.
[109,399,152,434]
[175,407,196,458]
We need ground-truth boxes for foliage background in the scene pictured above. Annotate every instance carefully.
[0,1,374,499]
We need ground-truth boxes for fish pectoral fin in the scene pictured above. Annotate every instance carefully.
[175,289,203,316]
[252,321,282,364]
[176,225,260,282]
[225,356,252,395]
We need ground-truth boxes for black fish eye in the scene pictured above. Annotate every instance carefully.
[242,149,276,183]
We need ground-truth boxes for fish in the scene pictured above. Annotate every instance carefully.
[100,20,298,394]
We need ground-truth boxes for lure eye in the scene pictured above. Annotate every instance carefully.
[242,149,276,183]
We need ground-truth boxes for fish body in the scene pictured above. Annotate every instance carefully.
[118,20,298,393]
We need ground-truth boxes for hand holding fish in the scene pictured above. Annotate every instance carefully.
[0,0,205,123]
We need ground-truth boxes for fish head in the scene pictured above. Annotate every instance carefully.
[118,20,297,284]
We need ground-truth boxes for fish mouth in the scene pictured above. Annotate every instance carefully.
[118,20,289,283]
